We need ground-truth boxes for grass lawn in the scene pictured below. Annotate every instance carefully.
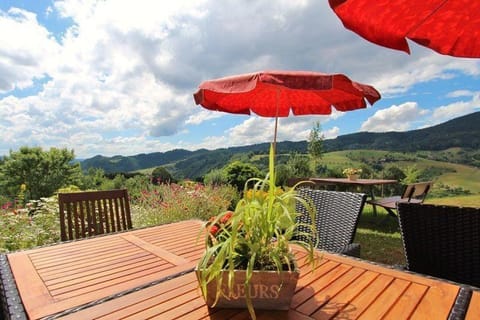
[355,204,405,266]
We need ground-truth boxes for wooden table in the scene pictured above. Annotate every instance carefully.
[0,220,475,319]
[310,178,398,215]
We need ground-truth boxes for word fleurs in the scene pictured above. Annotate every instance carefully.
[222,283,281,299]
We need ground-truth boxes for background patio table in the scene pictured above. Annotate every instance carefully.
[1,219,475,319]
[310,177,398,215]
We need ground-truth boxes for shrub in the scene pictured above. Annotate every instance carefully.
[203,168,228,186]
[224,161,262,192]
[151,166,174,184]
[131,182,238,227]
[0,196,60,253]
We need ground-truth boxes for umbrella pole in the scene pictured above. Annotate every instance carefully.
[273,116,278,152]
[273,88,280,154]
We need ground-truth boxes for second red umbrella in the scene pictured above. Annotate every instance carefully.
[329,0,480,58]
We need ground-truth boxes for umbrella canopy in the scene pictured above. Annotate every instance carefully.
[329,0,480,58]
[194,70,380,117]
[193,70,380,145]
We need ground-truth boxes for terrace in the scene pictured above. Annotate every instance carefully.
[0,182,479,319]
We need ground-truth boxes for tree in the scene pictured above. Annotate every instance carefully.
[204,168,228,186]
[223,161,262,191]
[308,121,324,161]
[151,166,173,184]
[80,167,107,190]
[0,147,82,201]
[286,153,312,178]
[274,163,291,186]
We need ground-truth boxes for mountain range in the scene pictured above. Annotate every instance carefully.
[80,111,480,178]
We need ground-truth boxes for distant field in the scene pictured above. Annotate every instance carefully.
[426,194,480,207]
[322,150,480,195]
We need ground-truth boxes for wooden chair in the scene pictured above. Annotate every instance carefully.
[367,181,433,217]
[397,202,480,288]
[58,189,133,241]
[294,188,367,257]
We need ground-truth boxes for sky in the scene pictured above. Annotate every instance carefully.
[0,1,479,159]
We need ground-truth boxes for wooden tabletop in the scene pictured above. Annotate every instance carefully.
[2,219,471,319]
[6,220,205,319]
[55,247,462,319]
[310,178,398,186]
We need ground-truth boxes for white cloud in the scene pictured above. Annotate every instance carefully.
[0,8,60,93]
[186,110,223,125]
[430,93,480,124]
[447,90,475,98]
[360,102,429,132]
[324,126,340,140]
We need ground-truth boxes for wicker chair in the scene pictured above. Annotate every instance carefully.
[294,188,367,257]
[58,189,133,241]
[397,202,480,288]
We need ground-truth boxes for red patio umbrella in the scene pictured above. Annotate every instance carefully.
[329,0,480,58]
[193,70,380,146]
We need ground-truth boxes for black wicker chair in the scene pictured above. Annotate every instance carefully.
[397,202,480,288]
[294,188,367,257]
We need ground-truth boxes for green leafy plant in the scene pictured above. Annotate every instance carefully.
[196,144,317,319]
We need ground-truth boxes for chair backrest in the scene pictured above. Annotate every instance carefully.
[58,189,133,241]
[398,202,480,287]
[400,181,433,202]
[295,188,367,253]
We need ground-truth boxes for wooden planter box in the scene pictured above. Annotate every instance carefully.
[196,268,299,310]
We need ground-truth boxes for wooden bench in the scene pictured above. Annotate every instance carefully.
[367,181,433,217]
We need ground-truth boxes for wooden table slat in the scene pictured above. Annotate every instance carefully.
[409,283,459,319]
[41,252,155,282]
[295,264,353,315]
[357,278,410,319]
[342,273,395,319]
[121,234,189,265]
[59,271,198,320]
[382,282,428,319]
[466,290,480,320]
[314,270,378,320]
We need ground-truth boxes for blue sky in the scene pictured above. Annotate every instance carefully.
[0,1,479,159]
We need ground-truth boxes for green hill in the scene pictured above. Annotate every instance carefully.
[326,111,480,151]
[80,111,480,179]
